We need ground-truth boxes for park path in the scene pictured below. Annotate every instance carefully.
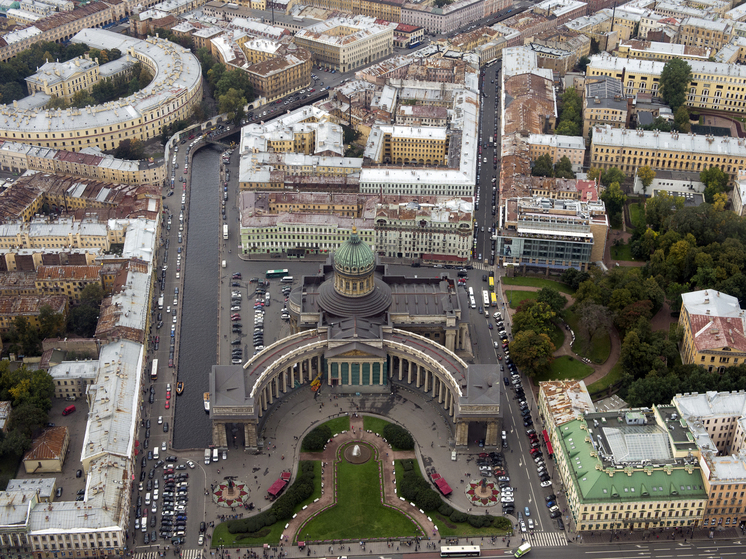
[285,414,436,544]
[498,283,620,388]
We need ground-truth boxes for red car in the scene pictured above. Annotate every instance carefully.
[165,401,170,409]
[166,391,171,400]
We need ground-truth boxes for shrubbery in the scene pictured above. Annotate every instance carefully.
[383,424,414,450]
[302,425,331,452]
[401,459,414,471]
[226,462,316,534]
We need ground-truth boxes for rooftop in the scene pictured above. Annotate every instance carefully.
[540,380,595,427]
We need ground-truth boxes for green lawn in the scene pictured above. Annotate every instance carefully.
[363,416,391,437]
[533,355,593,382]
[564,309,611,363]
[212,460,322,547]
[628,202,644,229]
[302,451,421,540]
[610,242,634,261]
[587,362,625,397]
[506,290,539,309]
[501,277,575,294]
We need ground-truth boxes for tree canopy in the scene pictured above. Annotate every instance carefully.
[659,59,692,113]
[555,87,582,136]
[509,330,555,377]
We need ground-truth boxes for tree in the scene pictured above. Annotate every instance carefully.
[512,300,556,337]
[536,288,567,315]
[7,403,47,439]
[674,105,691,133]
[38,305,65,339]
[600,167,625,187]
[614,299,654,334]
[113,138,144,160]
[509,330,555,377]
[587,167,602,183]
[577,301,612,346]
[640,116,672,132]
[659,59,692,113]
[700,166,729,204]
[637,165,656,193]
[554,156,575,179]
[712,191,728,211]
[600,181,627,220]
[67,305,100,338]
[578,55,590,72]
[556,87,582,137]
[532,153,554,177]
[218,87,246,123]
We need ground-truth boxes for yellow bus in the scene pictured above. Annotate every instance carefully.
[490,292,497,307]
[488,277,494,289]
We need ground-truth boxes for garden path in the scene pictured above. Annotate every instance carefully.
[287,416,435,543]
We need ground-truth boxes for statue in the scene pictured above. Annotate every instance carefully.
[352,445,361,457]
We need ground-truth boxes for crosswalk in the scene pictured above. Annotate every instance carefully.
[135,549,203,559]
[527,531,568,547]
[470,262,494,271]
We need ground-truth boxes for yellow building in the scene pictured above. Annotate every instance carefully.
[22,427,70,474]
[35,265,103,301]
[237,38,313,102]
[677,17,733,51]
[583,76,629,139]
[590,125,746,180]
[25,54,101,99]
[616,39,712,61]
[368,125,449,165]
[0,295,68,332]
[294,16,393,73]
[587,53,746,112]
[0,29,202,153]
[678,290,746,372]
[527,134,585,167]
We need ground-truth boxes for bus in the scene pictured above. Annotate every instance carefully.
[440,546,481,558]
[468,287,474,298]
[488,276,494,289]
[223,224,228,240]
[266,269,290,278]
[151,358,158,380]
[490,292,497,307]
[514,543,531,558]
[469,295,477,309]
[482,290,490,307]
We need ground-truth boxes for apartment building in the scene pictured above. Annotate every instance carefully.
[35,265,103,301]
[239,38,312,102]
[401,0,507,35]
[294,16,393,73]
[537,380,594,434]
[0,295,68,331]
[494,196,608,271]
[616,39,712,61]
[526,134,585,169]
[0,142,165,185]
[590,125,746,180]
[25,54,100,99]
[48,360,98,400]
[674,391,746,529]
[0,29,202,152]
[677,17,734,50]
[295,0,404,22]
[678,290,746,372]
[552,406,707,532]
[582,76,629,139]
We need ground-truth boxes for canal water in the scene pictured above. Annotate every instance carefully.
[172,145,221,449]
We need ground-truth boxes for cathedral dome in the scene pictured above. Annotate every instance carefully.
[333,228,375,277]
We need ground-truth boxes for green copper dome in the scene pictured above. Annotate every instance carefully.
[334,228,375,275]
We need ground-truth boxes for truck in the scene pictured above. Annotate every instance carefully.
[204,449,211,465]
[158,294,164,309]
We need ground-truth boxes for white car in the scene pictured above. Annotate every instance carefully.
[187,460,195,469]
[540,480,552,488]
[198,535,205,545]
[161,442,167,451]
[158,416,163,425]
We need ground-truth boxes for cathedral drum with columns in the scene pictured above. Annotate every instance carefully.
[209,229,502,451]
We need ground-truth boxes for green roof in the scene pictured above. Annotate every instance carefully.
[556,418,707,503]
[334,229,375,274]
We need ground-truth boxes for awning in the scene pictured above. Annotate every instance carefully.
[435,478,452,496]
[267,479,287,496]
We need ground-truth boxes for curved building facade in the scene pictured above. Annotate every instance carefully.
[0,28,202,152]
[209,232,502,452]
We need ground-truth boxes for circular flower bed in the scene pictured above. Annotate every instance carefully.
[465,480,500,507]
[212,480,252,508]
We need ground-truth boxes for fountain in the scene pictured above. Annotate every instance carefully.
[343,442,372,464]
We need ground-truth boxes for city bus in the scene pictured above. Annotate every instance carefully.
[514,543,531,558]
[490,292,497,307]
[440,546,481,558]
[151,358,158,380]
[488,276,494,289]
[223,224,228,240]
[468,287,474,298]
[482,290,490,308]
[469,295,477,309]
[266,269,290,278]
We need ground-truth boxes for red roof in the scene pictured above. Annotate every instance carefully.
[267,478,287,496]
[396,23,421,33]
[281,472,291,480]
[435,478,452,495]
[430,472,442,481]
[690,314,746,353]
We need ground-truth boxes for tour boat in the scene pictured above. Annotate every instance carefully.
[175,381,184,395]
[203,392,210,413]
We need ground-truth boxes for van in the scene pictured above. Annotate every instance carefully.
[212,448,219,462]
[280,276,293,283]
[145,492,151,505]
[62,405,76,416]
[153,448,160,460]
[222,260,226,268]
